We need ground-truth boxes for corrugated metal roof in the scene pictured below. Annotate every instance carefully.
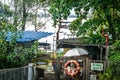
[6,31,53,42]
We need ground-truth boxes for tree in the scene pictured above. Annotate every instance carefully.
[0,2,17,68]
[49,0,120,43]
[49,0,72,42]
[72,0,120,43]
[100,40,120,80]
[12,0,49,31]
[0,1,41,68]
[28,0,50,31]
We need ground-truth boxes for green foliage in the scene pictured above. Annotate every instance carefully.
[0,3,16,31]
[0,2,12,17]
[0,33,40,69]
[81,0,120,42]
[69,17,81,32]
[109,40,120,61]
[49,0,120,43]
[12,0,49,30]
[7,41,39,68]
[99,40,120,80]
[49,0,72,25]
[100,62,120,80]
[0,1,48,69]
[99,70,111,80]
[88,34,105,44]
[0,3,17,68]
[0,32,17,68]
[109,40,120,78]
[0,5,36,68]
[70,17,106,44]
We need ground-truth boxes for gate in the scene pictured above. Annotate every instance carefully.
[0,66,28,80]
[60,57,89,80]
[87,60,106,80]
[60,57,107,80]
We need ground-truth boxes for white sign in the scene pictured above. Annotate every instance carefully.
[90,74,96,80]
[91,63,103,71]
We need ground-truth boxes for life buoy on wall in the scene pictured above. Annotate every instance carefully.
[64,60,80,77]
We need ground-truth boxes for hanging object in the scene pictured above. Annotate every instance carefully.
[64,60,80,77]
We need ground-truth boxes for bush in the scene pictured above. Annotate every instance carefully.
[99,40,120,80]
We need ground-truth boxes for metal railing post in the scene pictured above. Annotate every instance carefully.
[28,63,34,80]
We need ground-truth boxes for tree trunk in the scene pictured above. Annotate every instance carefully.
[22,2,27,30]
[35,1,38,31]
[56,21,62,45]
[13,0,18,30]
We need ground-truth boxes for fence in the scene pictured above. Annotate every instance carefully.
[0,66,28,80]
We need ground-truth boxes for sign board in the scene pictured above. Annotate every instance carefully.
[91,63,103,71]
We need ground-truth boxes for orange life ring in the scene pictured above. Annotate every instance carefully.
[64,60,80,77]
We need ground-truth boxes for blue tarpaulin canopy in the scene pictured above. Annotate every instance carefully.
[6,31,53,42]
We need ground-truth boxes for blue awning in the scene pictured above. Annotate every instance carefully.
[6,31,53,42]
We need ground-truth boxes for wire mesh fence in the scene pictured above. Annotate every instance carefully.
[0,66,28,80]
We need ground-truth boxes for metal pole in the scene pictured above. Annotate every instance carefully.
[100,46,103,60]
[106,46,109,67]
[56,57,60,80]
[28,63,34,80]
[102,29,109,66]
[52,35,55,58]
